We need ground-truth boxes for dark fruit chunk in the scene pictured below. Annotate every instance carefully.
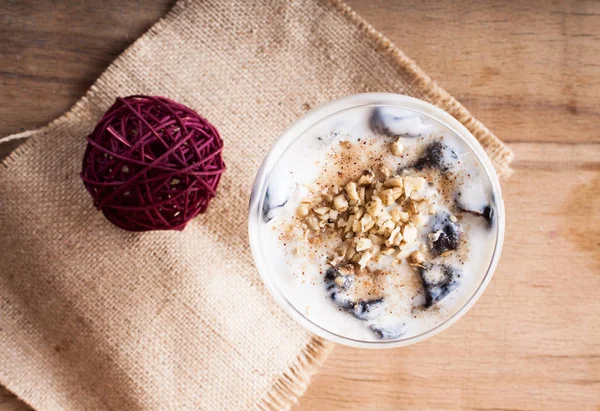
[418,264,461,307]
[331,292,356,312]
[324,267,353,291]
[325,266,356,311]
[262,187,290,222]
[352,298,384,321]
[414,142,457,173]
[369,323,407,339]
[482,205,494,226]
[324,266,384,320]
[458,203,495,227]
[324,266,355,309]
[429,213,461,256]
[369,107,427,137]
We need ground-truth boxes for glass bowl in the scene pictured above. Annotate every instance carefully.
[248,93,505,349]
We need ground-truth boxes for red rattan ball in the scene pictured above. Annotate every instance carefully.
[81,95,225,231]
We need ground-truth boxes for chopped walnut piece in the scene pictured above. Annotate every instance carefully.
[352,215,362,233]
[409,250,425,265]
[360,214,375,232]
[390,188,404,201]
[402,224,418,244]
[386,226,402,247]
[375,212,391,226]
[379,164,391,178]
[306,216,320,231]
[384,176,403,188]
[313,206,330,215]
[390,139,404,156]
[333,194,349,211]
[368,233,384,246]
[378,220,395,236]
[404,176,426,198]
[418,200,431,214]
[366,196,383,217]
[364,186,374,203]
[429,230,443,243]
[410,191,424,200]
[380,247,395,256]
[358,170,375,186]
[381,189,395,206]
[358,251,373,269]
[297,204,309,217]
[358,186,366,204]
[399,211,410,223]
[345,182,359,204]
[405,200,419,215]
[356,238,373,252]
[345,214,356,233]
[317,212,330,221]
[345,247,356,261]
[410,214,427,227]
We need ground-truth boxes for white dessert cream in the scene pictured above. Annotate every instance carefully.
[258,104,498,342]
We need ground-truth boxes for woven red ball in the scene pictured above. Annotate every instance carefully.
[81,95,225,231]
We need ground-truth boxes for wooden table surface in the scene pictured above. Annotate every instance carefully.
[1,1,598,410]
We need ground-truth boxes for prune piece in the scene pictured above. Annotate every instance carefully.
[262,183,292,222]
[369,322,407,339]
[331,292,355,311]
[429,214,461,256]
[369,107,431,137]
[413,142,457,173]
[429,226,460,256]
[324,267,353,291]
[482,205,494,226]
[352,298,384,321]
[324,266,384,320]
[458,204,495,228]
[324,266,355,310]
[418,264,461,307]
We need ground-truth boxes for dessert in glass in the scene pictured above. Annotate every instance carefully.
[249,93,504,348]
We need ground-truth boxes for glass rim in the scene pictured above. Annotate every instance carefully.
[248,93,505,349]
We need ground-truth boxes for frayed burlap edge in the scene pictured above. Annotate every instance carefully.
[258,337,335,411]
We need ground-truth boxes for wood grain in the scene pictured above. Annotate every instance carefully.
[1,0,599,410]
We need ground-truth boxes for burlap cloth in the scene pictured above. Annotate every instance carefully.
[0,0,514,409]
